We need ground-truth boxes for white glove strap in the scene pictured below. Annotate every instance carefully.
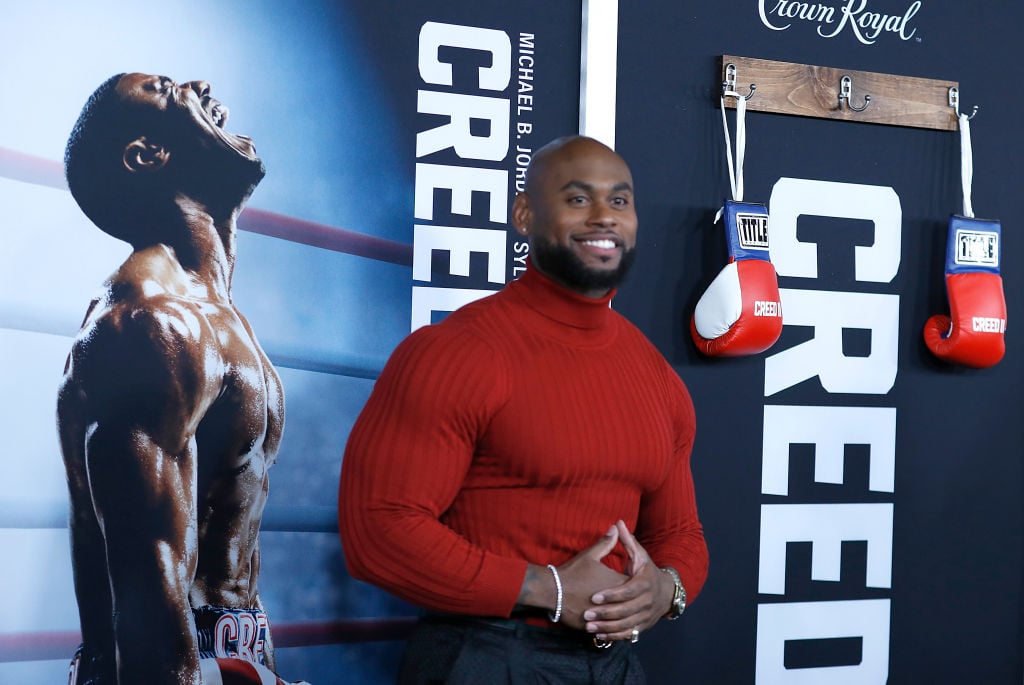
[959,112,974,218]
[719,93,746,202]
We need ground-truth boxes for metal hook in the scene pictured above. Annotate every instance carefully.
[838,75,871,112]
[722,63,757,100]
[948,87,979,120]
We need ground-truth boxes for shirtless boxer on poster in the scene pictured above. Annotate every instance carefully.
[58,73,300,685]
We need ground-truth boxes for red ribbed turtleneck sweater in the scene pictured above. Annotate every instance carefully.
[339,263,707,617]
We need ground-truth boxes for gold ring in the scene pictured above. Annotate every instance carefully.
[630,628,640,644]
[593,637,613,649]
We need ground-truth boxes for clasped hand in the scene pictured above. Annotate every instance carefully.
[555,520,673,642]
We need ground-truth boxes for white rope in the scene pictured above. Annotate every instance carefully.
[717,93,747,223]
[959,113,974,218]
[719,94,747,202]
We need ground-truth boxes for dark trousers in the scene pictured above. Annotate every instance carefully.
[398,615,647,685]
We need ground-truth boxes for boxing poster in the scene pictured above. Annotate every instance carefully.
[0,2,579,683]
[614,1,1024,683]
[7,1,1022,684]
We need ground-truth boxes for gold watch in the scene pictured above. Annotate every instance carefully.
[660,566,686,620]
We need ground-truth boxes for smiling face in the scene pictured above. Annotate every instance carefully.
[513,136,638,298]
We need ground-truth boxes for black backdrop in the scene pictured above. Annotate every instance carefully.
[613,2,1023,683]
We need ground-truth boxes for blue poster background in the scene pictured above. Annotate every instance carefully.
[0,1,579,683]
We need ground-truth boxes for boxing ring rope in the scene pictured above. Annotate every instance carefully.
[0,497,421,663]
[0,618,418,663]
[0,146,407,379]
[3,502,337,532]
[0,146,413,267]
[0,503,421,661]
[0,146,420,660]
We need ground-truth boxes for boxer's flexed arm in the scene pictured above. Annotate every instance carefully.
[61,296,222,685]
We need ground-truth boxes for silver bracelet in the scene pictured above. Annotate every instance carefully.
[546,564,563,623]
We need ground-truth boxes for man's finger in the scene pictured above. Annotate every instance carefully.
[616,520,640,565]
[592,626,645,643]
[585,524,619,560]
[584,600,653,635]
[591,568,655,605]
[615,520,651,575]
[584,594,643,622]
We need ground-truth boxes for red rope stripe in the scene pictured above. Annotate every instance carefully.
[0,147,412,266]
[0,618,418,662]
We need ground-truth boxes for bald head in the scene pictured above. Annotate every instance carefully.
[523,136,630,197]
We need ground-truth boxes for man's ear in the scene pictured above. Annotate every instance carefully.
[122,137,170,173]
[511,192,532,236]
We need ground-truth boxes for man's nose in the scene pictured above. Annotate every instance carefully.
[589,203,617,226]
[184,80,212,99]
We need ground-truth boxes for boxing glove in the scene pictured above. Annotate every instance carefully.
[691,201,783,356]
[923,215,1006,368]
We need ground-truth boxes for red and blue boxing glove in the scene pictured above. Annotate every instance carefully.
[691,201,783,356]
[923,215,1006,368]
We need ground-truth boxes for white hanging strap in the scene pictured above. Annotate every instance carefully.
[716,93,747,223]
[719,93,747,202]
[959,113,974,218]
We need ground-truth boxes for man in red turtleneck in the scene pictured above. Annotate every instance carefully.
[339,136,707,684]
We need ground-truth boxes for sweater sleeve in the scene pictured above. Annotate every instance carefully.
[636,369,709,602]
[338,324,528,616]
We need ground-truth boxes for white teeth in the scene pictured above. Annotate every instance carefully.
[582,239,616,249]
[210,104,226,127]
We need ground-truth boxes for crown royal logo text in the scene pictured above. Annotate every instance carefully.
[759,0,921,45]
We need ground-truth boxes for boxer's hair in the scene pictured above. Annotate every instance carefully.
[65,73,167,243]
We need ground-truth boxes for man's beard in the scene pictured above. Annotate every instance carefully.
[532,239,636,293]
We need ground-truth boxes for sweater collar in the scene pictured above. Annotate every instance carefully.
[510,258,616,331]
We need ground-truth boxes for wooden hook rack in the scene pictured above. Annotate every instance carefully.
[720,55,965,131]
